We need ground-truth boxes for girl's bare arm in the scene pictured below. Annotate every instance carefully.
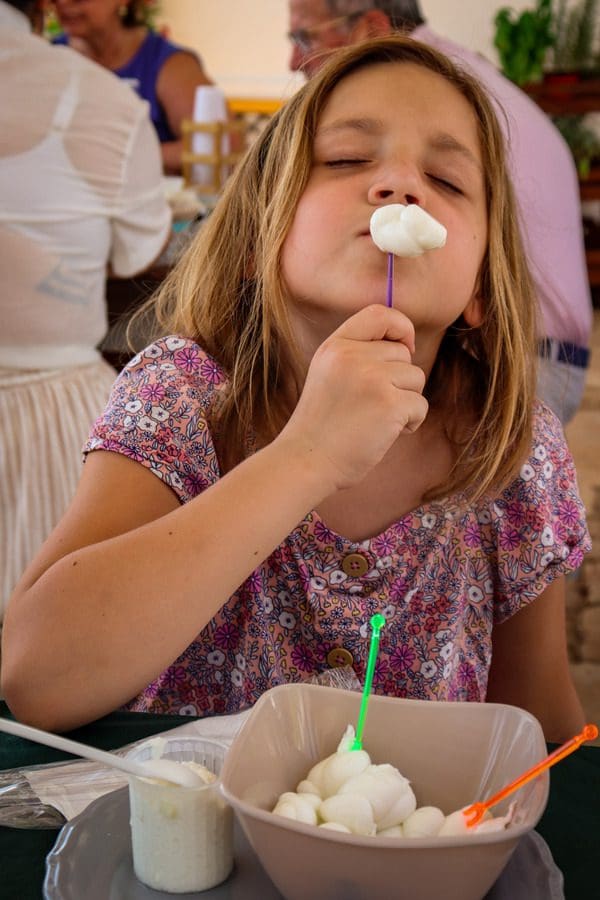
[486,576,585,742]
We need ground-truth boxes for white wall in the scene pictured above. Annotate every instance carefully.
[160,0,537,98]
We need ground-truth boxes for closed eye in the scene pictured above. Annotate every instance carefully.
[429,174,463,194]
[324,158,369,168]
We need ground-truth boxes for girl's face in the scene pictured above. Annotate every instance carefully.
[53,0,125,35]
[281,62,488,360]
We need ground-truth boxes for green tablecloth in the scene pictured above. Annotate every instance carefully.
[0,701,598,900]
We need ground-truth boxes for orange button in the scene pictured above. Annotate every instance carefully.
[341,553,369,577]
[327,648,354,668]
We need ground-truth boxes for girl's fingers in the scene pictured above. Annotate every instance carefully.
[332,304,416,354]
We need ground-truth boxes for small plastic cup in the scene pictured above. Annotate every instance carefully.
[126,736,233,893]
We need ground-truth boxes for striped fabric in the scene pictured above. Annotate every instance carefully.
[0,360,116,617]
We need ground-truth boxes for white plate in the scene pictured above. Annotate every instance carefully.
[43,788,564,900]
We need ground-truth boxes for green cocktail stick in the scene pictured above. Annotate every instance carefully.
[350,613,386,751]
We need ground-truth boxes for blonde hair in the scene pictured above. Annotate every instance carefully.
[136,36,537,502]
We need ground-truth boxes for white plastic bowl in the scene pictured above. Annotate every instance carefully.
[220,683,549,900]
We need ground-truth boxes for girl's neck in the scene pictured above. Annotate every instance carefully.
[71,24,147,71]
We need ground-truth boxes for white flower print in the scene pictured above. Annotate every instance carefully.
[477,509,492,525]
[493,502,504,518]
[484,579,494,595]
[207,650,225,666]
[359,622,369,639]
[179,704,198,717]
[520,463,535,482]
[310,577,327,591]
[541,551,555,567]
[263,596,273,614]
[278,591,296,608]
[543,461,554,479]
[467,585,484,603]
[349,585,363,595]
[541,525,554,547]
[439,641,454,661]
[123,415,134,429]
[404,588,418,603]
[138,416,157,434]
[376,556,393,570]
[125,400,142,413]
[422,513,436,529]
[420,660,437,679]
[436,629,452,642]
[167,472,183,490]
[231,668,243,687]
[235,653,246,670]
[329,570,348,585]
[382,604,396,620]
[215,670,224,684]
[129,353,142,367]
[533,444,547,461]
[165,336,187,351]
[443,660,453,679]
[160,362,176,371]
[144,345,163,359]
[279,611,296,629]
[151,405,169,423]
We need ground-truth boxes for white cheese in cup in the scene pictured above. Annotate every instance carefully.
[128,738,233,893]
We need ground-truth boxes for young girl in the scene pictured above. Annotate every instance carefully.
[2,37,588,740]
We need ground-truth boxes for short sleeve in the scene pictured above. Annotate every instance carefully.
[109,103,172,277]
[84,337,227,503]
[491,403,590,622]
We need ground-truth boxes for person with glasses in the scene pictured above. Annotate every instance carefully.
[288,0,388,75]
[287,0,593,428]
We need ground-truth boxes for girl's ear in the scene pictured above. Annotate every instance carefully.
[351,10,393,40]
[462,292,483,328]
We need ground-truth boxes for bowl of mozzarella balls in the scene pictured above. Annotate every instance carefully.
[220,683,549,900]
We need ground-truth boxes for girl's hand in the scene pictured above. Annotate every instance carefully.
[279,304,428,493]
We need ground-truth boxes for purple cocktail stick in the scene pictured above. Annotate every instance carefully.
[386,252,394,308]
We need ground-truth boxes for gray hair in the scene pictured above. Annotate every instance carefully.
[323,0,425,30]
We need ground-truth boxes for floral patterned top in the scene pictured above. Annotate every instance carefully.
[85,337,590,718]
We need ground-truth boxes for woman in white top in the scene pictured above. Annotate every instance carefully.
[0,0,171,618]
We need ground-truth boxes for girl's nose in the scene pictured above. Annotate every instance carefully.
[367,165,424,207]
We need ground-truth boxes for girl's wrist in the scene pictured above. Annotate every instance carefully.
[267,432,339,505]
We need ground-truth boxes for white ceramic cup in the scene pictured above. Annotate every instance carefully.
[127,736,233,893]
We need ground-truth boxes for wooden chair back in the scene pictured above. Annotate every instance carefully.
[181,119,247,193]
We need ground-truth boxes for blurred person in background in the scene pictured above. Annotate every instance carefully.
[52,0,214,173]
[287,0,593,427]
[0,0,171,626]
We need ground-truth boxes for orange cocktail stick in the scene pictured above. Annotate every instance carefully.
[464,723,598,827]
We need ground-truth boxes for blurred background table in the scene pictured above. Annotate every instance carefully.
[0,700,598,900]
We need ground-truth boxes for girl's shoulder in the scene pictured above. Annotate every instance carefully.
[486,397,586,530]
[122,336,227,393]
[531,398,568,445]
[86,337,227,502]
[528,399,575,471]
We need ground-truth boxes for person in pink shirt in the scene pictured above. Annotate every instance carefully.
[287,0,593,425]
[3,37,587,743]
